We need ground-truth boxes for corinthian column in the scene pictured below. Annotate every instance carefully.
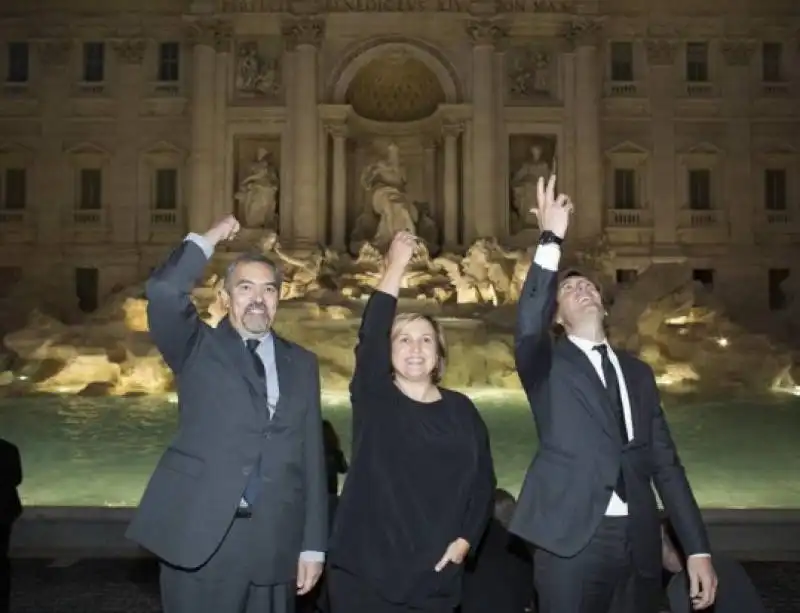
[187,20,228,233]
[466,19,506,240]
[568,20,603,241]
[283,18,325,247]
[328,124,348,250]
[442,124,462,248]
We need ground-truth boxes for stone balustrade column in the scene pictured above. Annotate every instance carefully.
[466,20,506,239]
[36,40,72,246]
[187,21,221,233]
[721,40,756,246]
[569,20,603,242]
[283,18,325,247]
[442,124,461,248]
[111,38,146,244]
[645,39,679,251]
[328,124,348,250]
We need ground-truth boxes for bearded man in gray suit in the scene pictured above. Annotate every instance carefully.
[127,215,327,613]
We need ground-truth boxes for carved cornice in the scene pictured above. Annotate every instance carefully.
[186,18,233,53]
[564,18,602,48]
[327,123,349,139]
[37,40,72,67]
[218,0,572,13]
[282,18,325,50]
[465,19,508,47]
[721,39,756,67]
[645,40,677,66]
[112,39,146,64]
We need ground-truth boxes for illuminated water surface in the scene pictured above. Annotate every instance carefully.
[0,391,798,508]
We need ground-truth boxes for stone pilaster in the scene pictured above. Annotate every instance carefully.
[283,17,325,247]
[442,124,462,248]
[466,19,506,239]
[328,124,348,250]
[645,39,679,250]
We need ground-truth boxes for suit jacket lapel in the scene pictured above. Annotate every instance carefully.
[272,335,295,418]
[214,317,269,404]
[615,351,645,444]
[555,338,620,442]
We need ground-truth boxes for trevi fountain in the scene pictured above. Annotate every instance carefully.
[1,140,799,400]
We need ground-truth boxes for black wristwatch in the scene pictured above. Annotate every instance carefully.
[538,231,563,247]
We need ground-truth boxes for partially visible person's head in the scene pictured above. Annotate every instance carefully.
[493,488,517,528]
[661,522,685,573]
[322,419,341,452]
[220,253,282,338]
[390,313,447,385]
[554,270,605,334]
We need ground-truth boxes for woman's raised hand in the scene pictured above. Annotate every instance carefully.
[385,231,418,272]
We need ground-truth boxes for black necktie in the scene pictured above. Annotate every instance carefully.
[243,339,266,506]
[246,339,266,383]
[593,344,628,502]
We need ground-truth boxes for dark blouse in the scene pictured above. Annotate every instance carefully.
[328,291,496,608]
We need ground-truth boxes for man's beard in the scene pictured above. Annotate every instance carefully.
[242,305,271,334]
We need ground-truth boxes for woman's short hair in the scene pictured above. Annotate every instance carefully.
[391,312,448,384]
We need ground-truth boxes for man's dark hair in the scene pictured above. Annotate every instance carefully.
[223,252,283,292]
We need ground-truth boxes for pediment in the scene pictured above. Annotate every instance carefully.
[64,141,111,156]
[605,141,649,156]
[0,141,34,156]
[142,140,185,156]
[761,144,798,157]
[681,141,722,155]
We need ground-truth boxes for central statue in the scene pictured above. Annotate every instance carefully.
[360,142,418,248]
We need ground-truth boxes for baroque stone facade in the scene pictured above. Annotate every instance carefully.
[0,1,798,321]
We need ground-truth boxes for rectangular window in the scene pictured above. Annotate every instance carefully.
[768,269,789,311]
[3,168,26,210]
[610,42,634,82]
[764,169,787,211]
[7,42,29,83]
[158,42,180,82]
[83,42,105,82]
[692,268,714,290]
[688,169,712,210]
[613,169,637,209]
[154,168,178,210]
[762,43,783,83]
[79,169,102,210]
[686,42,709,82]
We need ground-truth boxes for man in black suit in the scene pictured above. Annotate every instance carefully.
[509,176,717,613]
[0,438,22,613]
[127,215,327,613]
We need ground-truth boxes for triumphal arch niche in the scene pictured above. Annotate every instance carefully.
[327,40,467,255]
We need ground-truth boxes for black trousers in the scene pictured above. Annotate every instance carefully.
[327,567,454,613]
[533,517,661,613]
[159,516,294,613]
[0,523,10,613]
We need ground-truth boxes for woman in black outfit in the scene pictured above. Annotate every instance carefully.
[327,231,496,613]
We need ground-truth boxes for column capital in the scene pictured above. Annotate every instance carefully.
[442,123,464,138]
[465,19,508,47]
[326,123,349,139]
[282,18,325,50]
[186,18,233,53]
[111,39,146,65]
[564,18,602,49]
[37,40,72,68]
[645,39,677,67]
[721,39,757,67]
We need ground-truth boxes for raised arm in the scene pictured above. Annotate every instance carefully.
[146,216,240,373]
[350,231,416,394]
[515,175,572,391]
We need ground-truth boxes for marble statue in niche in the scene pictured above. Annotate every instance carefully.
[235,41,281,97]
[507,47,551,99]
[355,142,419,249]
[509,135,556,234]
[234,146,280,229]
